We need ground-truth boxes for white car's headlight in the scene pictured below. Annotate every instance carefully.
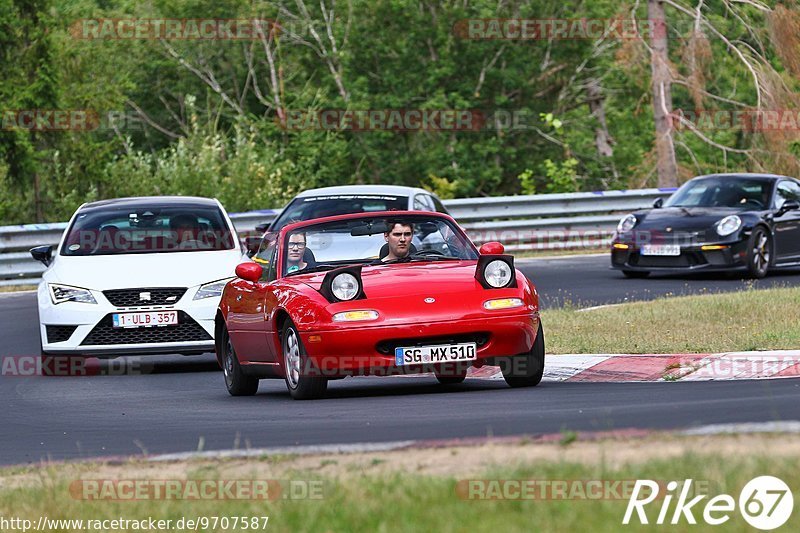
[484,260,512,288]
[331,273,359,301]
[48,284,96,305]
[716,215,742,237]
[193,278,235,300]
[617,214,637,233]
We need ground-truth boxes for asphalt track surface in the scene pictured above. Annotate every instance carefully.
[1,254,799,465]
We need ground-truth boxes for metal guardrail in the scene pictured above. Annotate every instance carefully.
[0,188,674,287]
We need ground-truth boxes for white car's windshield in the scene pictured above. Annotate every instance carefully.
[61,205,236,256]
[283,216,477,275]
[271,194,408,231]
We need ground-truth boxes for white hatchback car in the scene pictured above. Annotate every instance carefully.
[31,197,245,357]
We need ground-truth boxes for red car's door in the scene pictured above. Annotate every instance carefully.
[225,279,272,363]
[225,237,279,363]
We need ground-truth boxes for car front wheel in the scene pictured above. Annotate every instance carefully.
[502,322,545,388]
[282,321,327,400]
[221,325,259,396]
[746,228,771,279]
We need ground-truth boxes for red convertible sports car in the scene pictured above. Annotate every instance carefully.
[216,211,544,399]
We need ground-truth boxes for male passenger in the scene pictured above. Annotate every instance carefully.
[286,232,311,273]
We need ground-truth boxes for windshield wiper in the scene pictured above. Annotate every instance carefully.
[287,260,375,276]
[380,252,460,265]
[286,263,339,276]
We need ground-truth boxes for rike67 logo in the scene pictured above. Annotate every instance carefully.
[623,476,793,530]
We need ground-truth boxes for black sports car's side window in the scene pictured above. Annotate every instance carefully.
[776,181,800,209]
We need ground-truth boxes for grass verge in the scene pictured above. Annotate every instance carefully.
[541,285,800,354]
[1,434,798,532]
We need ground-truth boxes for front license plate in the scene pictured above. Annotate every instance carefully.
[394,343,477,366]
[112,311,178,328]
[640,244,680,256]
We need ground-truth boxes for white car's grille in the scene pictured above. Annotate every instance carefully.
[103,288,187,307]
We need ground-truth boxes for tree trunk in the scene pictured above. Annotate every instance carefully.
[586,79,615,158]
[648,0,678,187]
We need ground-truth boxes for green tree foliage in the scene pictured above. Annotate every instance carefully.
[0,0,798,223]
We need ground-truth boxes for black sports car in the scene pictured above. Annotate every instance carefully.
[611,174,800,278]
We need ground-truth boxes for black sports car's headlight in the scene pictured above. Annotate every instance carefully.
[617,214,637,233]
[331,273,360,301]
[716,215,742,237]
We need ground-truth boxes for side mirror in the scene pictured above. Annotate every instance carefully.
[30,245,53,266]
[479,242,505,255]
[235,262,263,283]
[255,222,271,234]
[779,200,800,215]
[653,197,664,209]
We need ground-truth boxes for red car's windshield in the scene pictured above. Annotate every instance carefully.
[283,215,477,275]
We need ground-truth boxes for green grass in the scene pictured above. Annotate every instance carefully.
[1,451,797,532]
[541,285,800,354]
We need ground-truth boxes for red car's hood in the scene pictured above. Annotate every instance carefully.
[293,261,484,296]
[280,260,534,329]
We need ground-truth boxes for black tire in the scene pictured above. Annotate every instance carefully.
[220,324,259,396]
[282,321,327,400]
[502,322,545,388]
[746,227,771,279]
[622,270,650,279]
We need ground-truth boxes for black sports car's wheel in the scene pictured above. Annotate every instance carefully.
[221,325,259,396]
[622,270,650,279]
[282,321,327,400]
[746,227,771,279]
[502,322,545,388]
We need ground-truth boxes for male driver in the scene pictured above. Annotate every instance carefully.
[382,220,414,262]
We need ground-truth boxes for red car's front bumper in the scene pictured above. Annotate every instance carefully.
[299,312,540,376]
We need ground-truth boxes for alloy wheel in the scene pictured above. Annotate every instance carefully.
[284,328,301,388]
